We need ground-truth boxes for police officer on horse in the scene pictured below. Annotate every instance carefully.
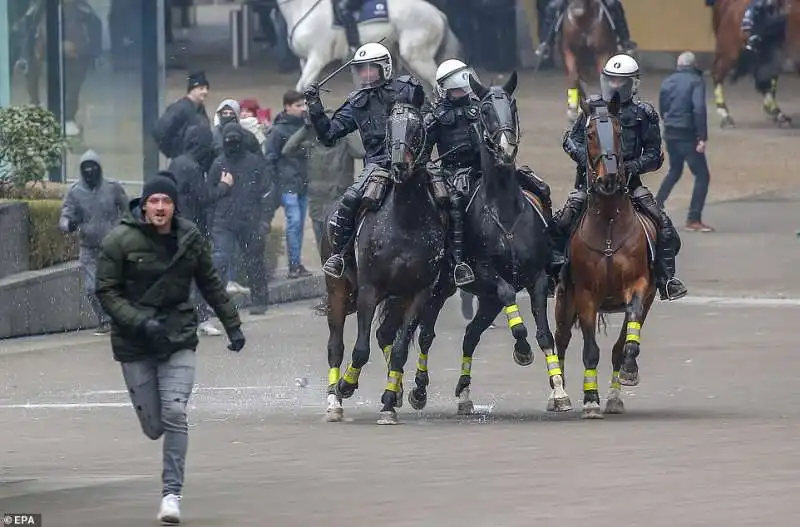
[741,0,785,53]
[333,0,365,54]
[422,59,559,286]
[303,42,427,279]
[552,54,688,302]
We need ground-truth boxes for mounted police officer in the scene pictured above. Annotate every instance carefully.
[303,42,426,279]
[741,0,784,53]
[423,59,558,286]
[553,54,688,301]
[535,0,637,60]
[333,0,364,54]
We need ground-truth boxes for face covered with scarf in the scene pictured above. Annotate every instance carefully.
[221,123,246,157]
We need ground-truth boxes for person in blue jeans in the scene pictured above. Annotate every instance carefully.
[265,90,314,279]
[656,51,714,233]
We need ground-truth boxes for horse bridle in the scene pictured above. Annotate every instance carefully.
[478,91,520,162]
[585,105,623,195]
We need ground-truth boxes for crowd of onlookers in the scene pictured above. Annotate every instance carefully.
[60,69,364,337]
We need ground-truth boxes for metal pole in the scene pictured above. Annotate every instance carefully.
[242,4,251,62]
[230,9,240,69]
[141,0,164,180]
[46,0,65,183]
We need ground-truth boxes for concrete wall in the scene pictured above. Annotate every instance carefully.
[0,202,30,279]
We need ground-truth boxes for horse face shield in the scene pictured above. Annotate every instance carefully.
[388,105,426,182]
[480,91,519,165]
[586,106,621,196]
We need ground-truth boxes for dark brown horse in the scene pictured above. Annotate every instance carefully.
[711,0,800,128]
[560,0,617,121]
[553,95,657,419]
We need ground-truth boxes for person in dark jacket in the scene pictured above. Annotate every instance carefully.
[265,90,313,279]
[656,51,714,233]
[59,150,129,335]
[153,71,211,160]
[208,123,272,314]
[95,173,245,524]
[211,98,262,156]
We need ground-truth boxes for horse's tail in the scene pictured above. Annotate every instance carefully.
[435,13,463,61]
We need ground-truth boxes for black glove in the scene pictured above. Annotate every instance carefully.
[303,83,320,103]
[140,318,168,342]
[226,326,246,352]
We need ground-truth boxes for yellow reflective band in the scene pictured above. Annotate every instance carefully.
[626,333,641,343]
[382,345,392,364]
[584,369,597,377]
[417,352,428,372]
[627,322,641,330]
[504,304,520,315]
[583,381,598,391]
[546,354,559,364]
[507,317,523,328]
[714,84,725,106]
[626,321,641,343]
[461,356,472,376]
[568,87,579,107]
[388,370,402,380]
[549,367,563,376]
[385,370,402,393]
[328,367,340,385]
[342,364,361,384]
[583,369,598,391]
[611,381,621,390]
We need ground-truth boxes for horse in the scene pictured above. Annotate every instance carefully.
[277,0,461,91]
[560,0,618,121]
[328,103,448,425]
[711,0,800,128]
[403,72,558,416]
[553,95,658,419]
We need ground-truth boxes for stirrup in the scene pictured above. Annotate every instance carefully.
[660,277,688,301]
[453,262,476,287]
[323,254,346,279]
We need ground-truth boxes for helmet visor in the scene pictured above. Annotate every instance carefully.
[601,74,634,103]
[439,67,475,100]
[351,62,386,89]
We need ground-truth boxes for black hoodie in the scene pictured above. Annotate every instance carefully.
[168,126,216,236]
[207,123,271,231]
[264,110,309,195]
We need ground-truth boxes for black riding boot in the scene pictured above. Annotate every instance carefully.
[323,190,361,278]
[335,0,361,53]
[450,205,475,286]
[605,0,637,52]
[535,0,565,59]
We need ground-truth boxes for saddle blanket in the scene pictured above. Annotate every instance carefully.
[333,0,389,27]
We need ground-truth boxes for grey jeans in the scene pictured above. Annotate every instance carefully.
[79,247,110,325]
[121,349,197,497]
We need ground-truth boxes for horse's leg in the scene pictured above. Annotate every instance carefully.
[552,282,575,411]
[336,284,380,400]
[409,276,454,411]
[457,294,503,415]
[378,289,431,425]
[488,276,533,367]
[325,281,350,422]
[759,76,792,126]
[620,289,655,386]
[605,320,627,415]
[375,297,405,408]
[575,288,603,419]
[295,50,327,91]
[529,273,569,411]
[563,49,581,122]
[711,54,736,128]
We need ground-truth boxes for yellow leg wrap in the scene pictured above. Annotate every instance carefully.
[342,364,361,385]
[417,352,428,372]
[626,321,641,343]
[714,84,725,106]
[583,368,598,391]
[505,304,523,328]
[382,345,392,364]
[567,87,579,108]
[461,356,472,376]
[328,367,340,386]
[763,91,778,112]
[385,370,402,392]
[545,354,562,377]
[611,370,621,390]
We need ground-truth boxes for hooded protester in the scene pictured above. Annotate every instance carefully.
[212,98,261,156]
[59,150,129,334]
[208,122,272,314]
[167,126,216,237]
[95,172,245,525]
[153,71,211,160]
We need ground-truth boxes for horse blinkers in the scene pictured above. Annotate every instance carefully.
[479,91,520,166]
[586,106,622,196]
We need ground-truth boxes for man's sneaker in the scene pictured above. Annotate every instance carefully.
[197,321,222,336]
[288,265,313,279]
[685,221,714,233]
[157,494,181,524]
[93,323,111,336]
[225,281,251,296]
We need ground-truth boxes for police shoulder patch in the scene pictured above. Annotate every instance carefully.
[638,101,659,121]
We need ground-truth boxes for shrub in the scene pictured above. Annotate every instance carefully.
[0,105,67,197]
[24,199,78,270]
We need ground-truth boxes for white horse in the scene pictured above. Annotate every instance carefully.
[278,0,462,91]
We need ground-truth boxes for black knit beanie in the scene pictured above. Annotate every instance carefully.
[187,71,209,92]
[141,171,179,208]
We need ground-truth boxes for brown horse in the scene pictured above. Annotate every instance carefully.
[553,95,657,419]
[711,0,800,128]
[560,0,618,121]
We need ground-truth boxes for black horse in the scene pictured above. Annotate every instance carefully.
[405,72,561,415]
[327,103,448,425]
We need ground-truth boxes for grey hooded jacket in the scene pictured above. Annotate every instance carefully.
[59,150,129,249]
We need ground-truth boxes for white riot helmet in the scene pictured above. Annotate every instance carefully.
[600,54,640,103]
[435,59,476,101]
[351,42,393,89]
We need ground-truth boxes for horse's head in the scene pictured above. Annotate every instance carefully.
[387,103,427,183]
[469,71,520,167]
[580,94,624,197]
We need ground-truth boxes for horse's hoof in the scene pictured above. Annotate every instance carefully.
[547,396,573,413]
[408,388,427,410]
[604,397,625,414]
[776,113,792,127]
[377,410,398,425]
[457,400,474,415]
[513,341,533,366]
[720,116,735,129]
[325,407,344,422]
[619,369,640,386]
[581,402,604,419]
